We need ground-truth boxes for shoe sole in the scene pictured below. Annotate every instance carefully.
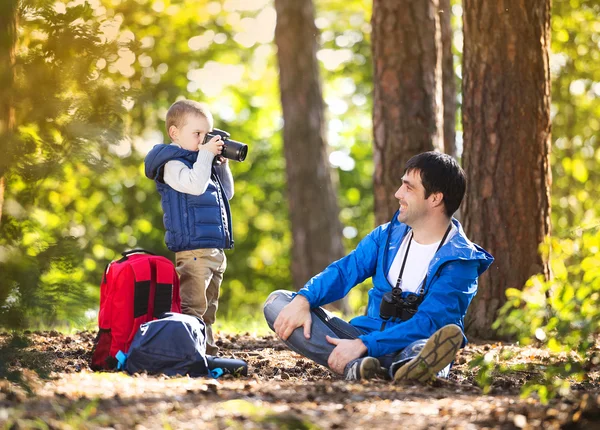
[393,324,463,383]
[360,357,386,380]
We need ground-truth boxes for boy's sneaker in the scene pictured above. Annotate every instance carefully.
[344,356,387,381]
[393,324,463,383]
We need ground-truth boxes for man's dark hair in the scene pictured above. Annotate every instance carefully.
[405,151,466,217]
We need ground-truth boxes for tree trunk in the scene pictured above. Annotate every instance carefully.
[372,0,445,225]
[0,0,18,225]
[440,0,456,158]
[274,0,348,313]
[462,0,552,338]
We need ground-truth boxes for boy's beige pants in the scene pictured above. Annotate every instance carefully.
[175,248,226,356]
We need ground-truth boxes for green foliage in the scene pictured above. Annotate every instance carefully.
[314,0,375,306]
[0,1,131,326]
[0,0,377,328]
[317,0,374,243]
[497,229,600,351]
[551,0,600,233]
[468,347,520,395]
[489,228,600,402]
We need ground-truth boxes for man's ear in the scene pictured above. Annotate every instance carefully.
[430,192,444,209]
[168,125,178,141]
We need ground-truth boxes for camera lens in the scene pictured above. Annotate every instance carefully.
[236,143,248,161]
[222,140,248,162]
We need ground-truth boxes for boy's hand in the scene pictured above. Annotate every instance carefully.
[200,135,223,156]
[273,295,312,341]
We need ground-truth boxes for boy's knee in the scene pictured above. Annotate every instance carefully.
[263,290,294,327]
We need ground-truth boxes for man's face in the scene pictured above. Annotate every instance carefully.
[172,114,210,151]
[394,169,431,226]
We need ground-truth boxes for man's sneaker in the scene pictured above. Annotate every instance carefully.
[344,357,387,381]
[393,324,463,383]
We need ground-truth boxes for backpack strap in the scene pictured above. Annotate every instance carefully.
[130,258,152,318]
[118,249,156,263]
[153,259,175,318]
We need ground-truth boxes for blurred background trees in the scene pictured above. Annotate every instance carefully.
[273,0,346,313]
[0,0,375,326]
[0,0,18,224]
[0,0,598,375]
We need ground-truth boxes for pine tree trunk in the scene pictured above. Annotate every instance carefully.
[462,0,552,338]
[372,0,445,225]
[0,0,18,225]
[274,0,348,312]
[440,0,456,158]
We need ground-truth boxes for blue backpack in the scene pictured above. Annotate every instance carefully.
[125,312,209,377]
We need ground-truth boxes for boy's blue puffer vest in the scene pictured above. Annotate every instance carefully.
[144,144,233,252]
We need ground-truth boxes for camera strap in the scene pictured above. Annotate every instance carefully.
[394,223,452,296]
[393,232,414,292]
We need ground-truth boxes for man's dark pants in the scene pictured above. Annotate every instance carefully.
[263,290,450,378]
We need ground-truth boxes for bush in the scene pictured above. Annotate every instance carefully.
[484,227,600,402]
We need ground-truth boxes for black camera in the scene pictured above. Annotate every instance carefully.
[379,288,423,321]
[203,128,248,162]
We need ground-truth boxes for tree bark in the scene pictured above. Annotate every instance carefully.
[462,0,552,338]
[0,0,18,225]
[372,0,445,225]
[440,0,456,158]
[274,0,348,312]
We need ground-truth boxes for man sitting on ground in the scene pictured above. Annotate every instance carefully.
[263,151,493,382]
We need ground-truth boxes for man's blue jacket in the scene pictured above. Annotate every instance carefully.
[296,212,494,358]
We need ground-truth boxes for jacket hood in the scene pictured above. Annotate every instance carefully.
[144,144,198,180]
[445,217,494,275]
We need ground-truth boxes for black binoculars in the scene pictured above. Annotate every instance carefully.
[203,128,248,162]
[379,288,423,322]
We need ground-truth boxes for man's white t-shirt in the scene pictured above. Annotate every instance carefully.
[386,224,457,294]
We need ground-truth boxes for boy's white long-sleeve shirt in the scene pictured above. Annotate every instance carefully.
[163,146,234,199]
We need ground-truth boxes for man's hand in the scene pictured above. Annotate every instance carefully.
[326,337,367,374]
[273,295,312,341]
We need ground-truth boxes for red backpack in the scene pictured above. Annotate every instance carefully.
[91,249,181,370]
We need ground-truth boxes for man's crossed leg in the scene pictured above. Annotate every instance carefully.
[264,290,463,382]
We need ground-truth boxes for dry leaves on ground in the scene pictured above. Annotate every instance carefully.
[1,331,599,429]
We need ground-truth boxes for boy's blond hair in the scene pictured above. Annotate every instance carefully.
[166,99,213,133]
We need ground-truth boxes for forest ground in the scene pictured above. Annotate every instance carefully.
[1,330,599,429]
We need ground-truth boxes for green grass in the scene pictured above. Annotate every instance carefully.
[214,316,272,337]
[1,316,272,337]
[3,315,99,335]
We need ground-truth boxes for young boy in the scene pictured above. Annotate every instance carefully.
[144,99,235,355]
